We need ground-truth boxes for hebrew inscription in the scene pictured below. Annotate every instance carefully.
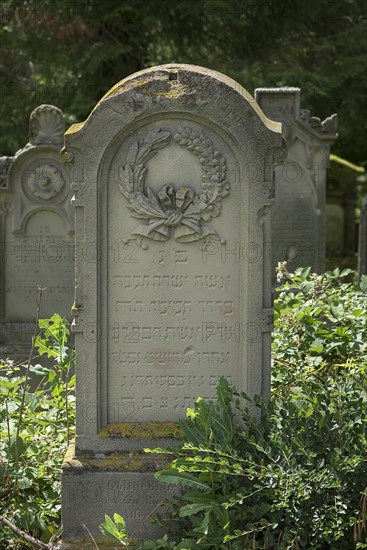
[61,64,283,542]
[105,120,241,423]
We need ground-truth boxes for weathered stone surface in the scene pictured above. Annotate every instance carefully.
[0,156,13,188]
[29,104,65,146]
[0,105,74,360]
[255,87,337,274]
[359,195,367,278]
[61,64,282,541]
[61,443,178,547]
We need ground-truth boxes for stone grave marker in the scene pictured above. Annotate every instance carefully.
[326,159,360,264]
[359,195,367,278]
[0,105,74,359]
[61,64,283,546]
[255,87,337,275]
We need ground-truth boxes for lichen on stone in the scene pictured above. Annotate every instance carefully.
[99,421,182,439]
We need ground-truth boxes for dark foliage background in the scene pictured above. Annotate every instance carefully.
[0,0,366,162]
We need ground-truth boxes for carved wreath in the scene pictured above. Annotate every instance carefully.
[118,128,229,243]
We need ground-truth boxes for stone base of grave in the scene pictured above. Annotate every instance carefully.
[61,442,178,547]
[60,536,126,549]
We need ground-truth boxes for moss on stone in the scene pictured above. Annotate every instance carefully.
[140,83,189,99]
[101,76,153,102]
[62,442,172,473]
[99,421,182,439]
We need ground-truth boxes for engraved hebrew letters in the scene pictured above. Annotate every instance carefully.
[61,64,283,543]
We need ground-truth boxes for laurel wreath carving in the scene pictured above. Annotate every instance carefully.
[118,128,230,243]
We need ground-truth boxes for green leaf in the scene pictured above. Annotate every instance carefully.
[309,343,324,353]
[360,274,367,293]
[18,477,33,489]
[201,510,210,535]
[183,492,216,504]
[0,377,26,389]
[331,304,344,317]
[34,336,59,358]
[179,503,212,517]
[99,514,128,545]
[29,364,50,376]
[113,513,127,535]
[155,469,210,490]
[340,268,353,277]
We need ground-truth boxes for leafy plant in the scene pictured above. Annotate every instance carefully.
[0,314,75,548]
[99,513,129,546]
[100,267,367,549]
[273,266,367,375]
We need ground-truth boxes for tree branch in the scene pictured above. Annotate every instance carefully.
[0,514,52,549]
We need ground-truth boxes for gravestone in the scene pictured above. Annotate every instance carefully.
[359,195,367,278]
[255,87,337,274]
[0,105,74,360]
[61,64,283,546]
[326,159,360,266]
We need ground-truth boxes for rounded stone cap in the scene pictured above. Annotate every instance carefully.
[29,104,65,146]
[65,64,282,140]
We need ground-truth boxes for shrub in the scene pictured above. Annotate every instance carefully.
[102,268,367,549]
[0,314,75,548]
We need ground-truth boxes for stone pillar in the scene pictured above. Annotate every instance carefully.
[61,64,283,547]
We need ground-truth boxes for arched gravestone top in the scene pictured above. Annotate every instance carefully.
[65,64,281,139]
[62,64,283,455]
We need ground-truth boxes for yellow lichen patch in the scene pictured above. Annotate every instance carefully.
[64,121,85,137]
[92,452,171,472]
[141,83,189,99]
[62,442,84,470]
[100,77,153,103]
[66,73,190,139]
[63,445,173,473]
[99,421,182,439]
[93,453,145,472]
[157,84,189,99]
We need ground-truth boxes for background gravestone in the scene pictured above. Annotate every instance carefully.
[255,87,337,275]
[359,195,367,279]
[325,159,362,269]
[0,105,74,360]
[61,64,283,546]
